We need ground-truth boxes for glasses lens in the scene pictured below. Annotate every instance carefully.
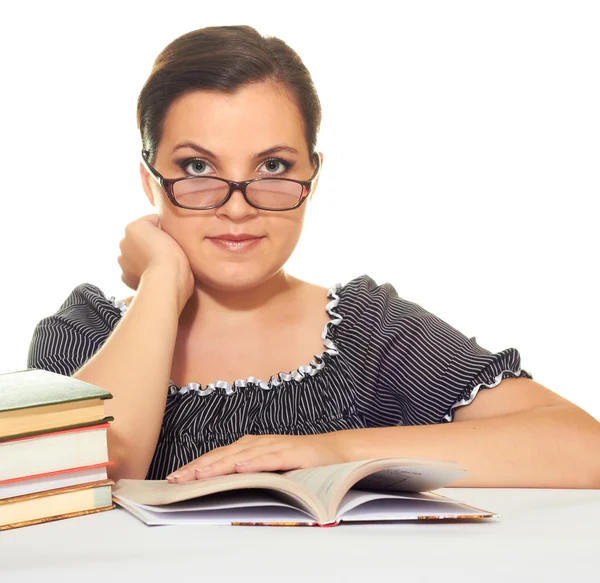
[173,178,229,208]
[247,180,303,210]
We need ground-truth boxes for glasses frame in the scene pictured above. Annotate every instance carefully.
[141,149,321,211]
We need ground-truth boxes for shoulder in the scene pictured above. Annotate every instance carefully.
[27,283,123,372]
[338,274,416,305]
[40,282,125,333]
[60,282,121,310]
[336,274,429,329]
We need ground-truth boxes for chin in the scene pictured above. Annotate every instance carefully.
[192,263,283,292]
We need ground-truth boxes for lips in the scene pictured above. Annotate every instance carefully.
[207,234,264,253]
[208,234,263,242]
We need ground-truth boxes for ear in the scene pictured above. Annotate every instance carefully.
[308,152,324,201]
[139,162,156,207]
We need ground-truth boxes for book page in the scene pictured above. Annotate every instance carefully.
[353,465,468,493]
[284,459,468,519]
[124,489,315,521]
[116,496,318,526]
[338,495,495,522]
[336,489,449,516]
[283,461,368,515]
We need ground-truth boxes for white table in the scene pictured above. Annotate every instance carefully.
[1,488,599,582]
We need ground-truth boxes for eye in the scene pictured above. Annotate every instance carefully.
[258,158,293,176]
[178,158,214,176]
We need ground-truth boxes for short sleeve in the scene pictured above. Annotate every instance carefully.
[27,283,121,377]
[336,275,534,425]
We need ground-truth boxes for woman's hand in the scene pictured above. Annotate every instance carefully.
[117,214,194,303]
[165,433,349,483]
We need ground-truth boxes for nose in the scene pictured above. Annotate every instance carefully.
[215,185,257,220]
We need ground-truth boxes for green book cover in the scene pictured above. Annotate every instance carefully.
[0,369,113,413]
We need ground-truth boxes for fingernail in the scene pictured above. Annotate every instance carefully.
[167,468,188,480]
[195,465,212,474]
[235,461,250,467]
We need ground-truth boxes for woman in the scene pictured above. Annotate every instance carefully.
[28,25,600,488]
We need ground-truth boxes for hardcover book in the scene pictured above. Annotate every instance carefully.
[0,369,113,441]
[0,423,110,482]
[113,458,496,527]
[0,462,113,500]
[0,479,115,530]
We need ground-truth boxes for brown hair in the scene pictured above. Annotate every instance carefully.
[136,25,322,164]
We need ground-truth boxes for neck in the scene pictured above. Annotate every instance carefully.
[179,269,297,328]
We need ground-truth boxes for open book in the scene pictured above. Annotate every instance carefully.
[113,458,496,527]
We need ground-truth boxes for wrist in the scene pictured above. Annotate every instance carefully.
[140,264,193,314]
[326,429,359,463]
[331,428,374,463]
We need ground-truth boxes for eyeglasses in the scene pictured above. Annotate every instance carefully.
[141,150,321,211]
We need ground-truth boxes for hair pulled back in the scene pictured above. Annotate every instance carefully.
[137,25,322,164]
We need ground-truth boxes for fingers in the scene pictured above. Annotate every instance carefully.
[166,438,283,483]
[232,452,292,474]
[165,437,257,483]
[192,449,290,480]
[166,448,257,483]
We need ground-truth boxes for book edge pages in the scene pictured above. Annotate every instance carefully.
[339,510,498,525]
[0,416,114,443]
[0,461,114,486]
[0,479,115,505]
[422,492,500,519]
[0,421,112,445]
[335,490,498,523]
[114,496,326,527]
[113,473,322,521]
[0,503,115,530]
[0,398,105,420]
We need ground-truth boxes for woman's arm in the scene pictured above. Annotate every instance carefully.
[164,377,600,489]
[334,377,600,488]
[73,266,185,482]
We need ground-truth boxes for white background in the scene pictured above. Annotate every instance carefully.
[0,1,598,419]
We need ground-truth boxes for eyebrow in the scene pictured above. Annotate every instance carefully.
[171,141,299,159]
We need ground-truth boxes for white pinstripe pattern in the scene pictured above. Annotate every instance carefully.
[27,275,532,479]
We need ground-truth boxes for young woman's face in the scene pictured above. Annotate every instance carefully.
[140,82,320,292]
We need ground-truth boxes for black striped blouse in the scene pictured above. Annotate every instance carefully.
[27,274,533,480]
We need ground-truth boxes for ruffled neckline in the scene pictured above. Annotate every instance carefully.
[108,282,344,396]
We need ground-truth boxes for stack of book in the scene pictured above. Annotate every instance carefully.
[0,369,115,530]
